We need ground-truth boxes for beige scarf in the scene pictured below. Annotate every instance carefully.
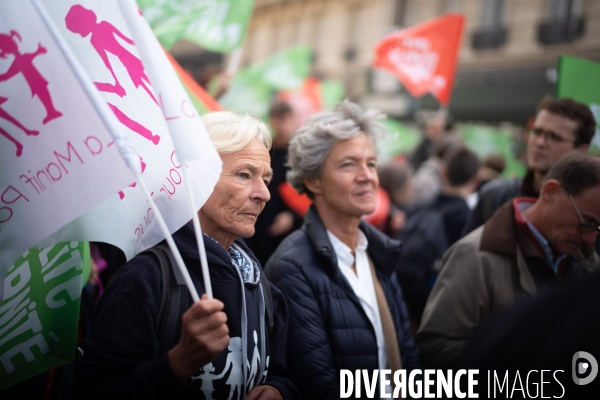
[368,256,403,395]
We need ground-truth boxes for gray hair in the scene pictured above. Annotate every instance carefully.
[201,111,272,153]
[287,100,387,198]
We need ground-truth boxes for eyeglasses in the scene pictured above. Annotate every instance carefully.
[567,193,600,233]
[528,128,574,145]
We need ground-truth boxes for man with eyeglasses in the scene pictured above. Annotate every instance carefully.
[461,97,596,237]
[416,153,600,368]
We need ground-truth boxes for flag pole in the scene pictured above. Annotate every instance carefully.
[136,172,201,302]
[226,48,243,75]
[181,168,213,299]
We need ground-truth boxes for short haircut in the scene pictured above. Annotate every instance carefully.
[287,100,387,198]
[201,111,272,153]
[538,96,596,147]
[483,153,506,174]
[269,101,293,119]
[543,152,600,196]
[378,163,412,196]
[433,135,464,159]
[444,147,480,186]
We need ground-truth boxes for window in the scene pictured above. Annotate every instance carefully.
[444,0,461,13]
[394,0,406,27]
[538,0,584,44]
[471,0,507,49]
[547,0,581,20]
[480,0,505,29]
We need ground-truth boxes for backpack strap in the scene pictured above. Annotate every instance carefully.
[144,245,193,354]
[157,245,192,354]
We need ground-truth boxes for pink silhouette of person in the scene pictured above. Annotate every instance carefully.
[64,5,157,104]
[65,5,160,146]
[0,30,63,125]
[0,96,39,157]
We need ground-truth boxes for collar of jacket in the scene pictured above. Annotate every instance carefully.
[303,205,402,277]
[479,198,547,260]
[170,222,262,282]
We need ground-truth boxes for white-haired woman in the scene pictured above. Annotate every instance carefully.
[265,101,421,400]
[75,111,300,400]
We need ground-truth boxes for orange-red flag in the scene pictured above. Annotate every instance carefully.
[372,13,465,106]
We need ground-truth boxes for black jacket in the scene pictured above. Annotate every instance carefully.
[74,223,299,400]
[461,170,536,237]
[265,206,421,400]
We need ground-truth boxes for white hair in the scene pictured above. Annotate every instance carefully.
[201,111,272,153]
[287,100,387,198]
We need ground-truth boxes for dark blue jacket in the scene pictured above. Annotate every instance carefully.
[74,223,299,400]
[265,207,421,400]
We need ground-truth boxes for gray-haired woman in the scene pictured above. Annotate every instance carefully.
[265,101,421,400]
[75,111,300,400]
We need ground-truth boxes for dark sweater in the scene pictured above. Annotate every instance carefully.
[74,223,299,400]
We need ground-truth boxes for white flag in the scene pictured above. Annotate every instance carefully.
[0,0,134,285]
[37,0,222,259]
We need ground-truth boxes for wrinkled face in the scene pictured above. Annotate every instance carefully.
[310,134,379,218]
[526,110,579,174]
[546,185,600,255]
[201,138,272,240]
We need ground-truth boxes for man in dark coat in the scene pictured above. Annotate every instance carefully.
[417,153,600,369]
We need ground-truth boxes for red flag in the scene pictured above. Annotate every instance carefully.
[372,13,464,106]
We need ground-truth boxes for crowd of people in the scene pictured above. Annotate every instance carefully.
[6,95,599,399]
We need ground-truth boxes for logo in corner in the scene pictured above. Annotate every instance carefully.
[572,351,598,385]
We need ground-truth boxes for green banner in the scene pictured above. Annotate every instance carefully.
[320,80,346,110]
[557,55,600,153]
[219,46,313,120]
[218,65,272,120]
[459,124,527,178]
[259,47,313,91]
[137,0,255,51]
[377,118,421,163]
[0,242,90,390]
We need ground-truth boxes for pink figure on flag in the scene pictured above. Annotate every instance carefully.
[0,30,63,125]
[64,5,160,146]
[64,5,157,104]
[108,103,160,145]
[0,96,39,157]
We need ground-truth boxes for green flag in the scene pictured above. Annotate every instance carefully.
[557,55,600,153]
[377,118,421,162]
[0,242,90,390]
[137,0,255,51]
[259,47,313,91]
[219,46,313,119]
[459,124,526,178]
[320,80,346,110]
[218,65,273,120]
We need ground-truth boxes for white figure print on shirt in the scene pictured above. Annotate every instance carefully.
[191,336,244,400]
[246,331,260,390]
[192,330,264,400]
[190,363,218,399]
[220,336,244,400]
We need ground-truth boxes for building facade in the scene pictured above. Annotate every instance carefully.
[238,0,600,123]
